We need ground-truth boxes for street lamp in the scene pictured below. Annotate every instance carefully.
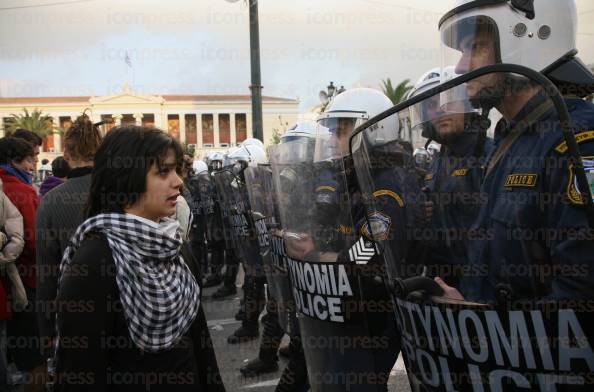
[318,81,346,110]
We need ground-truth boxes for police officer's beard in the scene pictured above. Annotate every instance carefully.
[469,74,535,112]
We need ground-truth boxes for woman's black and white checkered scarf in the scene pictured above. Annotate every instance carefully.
[58,213,200,352]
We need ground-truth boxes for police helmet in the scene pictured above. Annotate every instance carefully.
[439,0,594,97]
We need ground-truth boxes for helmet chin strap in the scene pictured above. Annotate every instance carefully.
[472,108,492,158]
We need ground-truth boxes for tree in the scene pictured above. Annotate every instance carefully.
[381,78,413,105]
[3,108,56,140]
[269,115,288,145]
[269,128,282,145]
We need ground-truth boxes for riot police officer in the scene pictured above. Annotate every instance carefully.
[223,143,269,343]
[208,151,243,299]
[241,122,319,390]
[409,67,494,286]
[436,0,594,302]
[187,160,209,275]
[279,88,423,392]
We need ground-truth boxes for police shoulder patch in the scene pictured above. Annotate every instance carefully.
[567,157,594,205]
[452,168,469,177]
[555,130,594,154]
[424,174,434,182]
[361,212,392,241]
[372,189,405,207]
[504,173,538,188]
[315,185,336,193]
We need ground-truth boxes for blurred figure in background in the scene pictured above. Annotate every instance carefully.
[35,113,102,364]
[39,157,70,198]
[0,178,26,392]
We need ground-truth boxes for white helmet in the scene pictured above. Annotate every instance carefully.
[208,151,224,171]
[410,68,442,100]
[192,160,208,175]
[427,142,441,157]
[316,88,398,159]
[409,67,478,146]
[413,148,430,166]
[439,0,594,95]
[240,138,264,150]
[280,120,318,143]
[228,144,267,168]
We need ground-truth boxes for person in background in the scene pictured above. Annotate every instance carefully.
[10,130,42,193]
[0,137,45,392]
[172,154,194,242]
[39,157,70,198]
[37,159,52,185]
[35,113,102,361]
[0,178,26,392]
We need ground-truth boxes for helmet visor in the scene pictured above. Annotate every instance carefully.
[440,15,500,81]
[316,118,365,161]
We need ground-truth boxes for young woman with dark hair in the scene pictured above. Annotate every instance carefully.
[54,126,224,392]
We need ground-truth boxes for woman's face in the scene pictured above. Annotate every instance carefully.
[12,155,36,173]
[126,148,183,222]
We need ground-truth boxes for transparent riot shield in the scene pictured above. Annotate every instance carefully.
[212,169,245,262]
[244,162,298,334]
[351,65,594,391]
[271,126,395,392]
[214,168,263,270]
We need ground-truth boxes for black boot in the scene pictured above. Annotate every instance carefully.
[239,357,279,377]
[227,323,259,344]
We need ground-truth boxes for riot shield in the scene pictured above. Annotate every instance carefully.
[350,65,594,391]
[197,172,219,245]
[212,169,244,262]
[244,162,298,334]
[271,126,395,392]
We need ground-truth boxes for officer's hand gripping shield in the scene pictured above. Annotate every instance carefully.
[270,126,394,391]
[350,65,594,392]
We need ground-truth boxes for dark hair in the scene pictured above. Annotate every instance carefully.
[41,158,49,165]
[87,126,183,217]
[64,112,103,161]
[11,129,43,147]
[0,137,35,165]
[51,156,70,178]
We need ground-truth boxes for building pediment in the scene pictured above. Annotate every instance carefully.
[89,83,164,105]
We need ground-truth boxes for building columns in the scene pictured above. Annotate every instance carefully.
[246,113,253,139]
[53,116,62,153]
[154,113,163,130]
[213,114,220,148]
[196,114,203,149]
[113,114,123,126]
[230,114,237,146]
[179,114,186,144]
[0,117,5,138]
[133,113,143,126]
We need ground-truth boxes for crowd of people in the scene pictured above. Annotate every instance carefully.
[0,0,593,391]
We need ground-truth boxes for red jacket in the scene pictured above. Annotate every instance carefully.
[0,169,38,289]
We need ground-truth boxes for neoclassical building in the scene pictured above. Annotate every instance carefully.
[0,84,300,158]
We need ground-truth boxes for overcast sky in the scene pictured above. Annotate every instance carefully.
[1,0,594,111]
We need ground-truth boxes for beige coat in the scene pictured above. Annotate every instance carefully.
[0,179,27,309]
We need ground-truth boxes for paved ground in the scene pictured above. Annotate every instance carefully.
[202,282,412,392]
